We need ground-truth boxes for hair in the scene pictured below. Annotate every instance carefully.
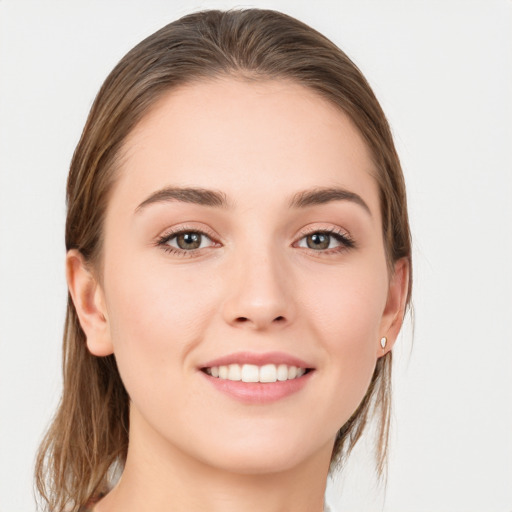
[35,8,412,512]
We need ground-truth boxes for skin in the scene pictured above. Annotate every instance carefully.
[67,78,409,512]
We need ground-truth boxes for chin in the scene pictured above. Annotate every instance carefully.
[203,450,311,476]
[189,429,333,476]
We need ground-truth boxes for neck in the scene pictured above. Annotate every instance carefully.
[96,407,333,512]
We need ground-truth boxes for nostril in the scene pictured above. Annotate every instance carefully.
[232,315,286,327]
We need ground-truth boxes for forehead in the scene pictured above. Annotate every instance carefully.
[115,78,380,214]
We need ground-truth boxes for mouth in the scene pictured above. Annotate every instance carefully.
[201,363,312,383]
[198,352,315,403]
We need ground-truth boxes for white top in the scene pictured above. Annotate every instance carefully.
[324,500,339,512]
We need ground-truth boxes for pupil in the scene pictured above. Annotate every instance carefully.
[177,232,201,249]
[307,233,329,250]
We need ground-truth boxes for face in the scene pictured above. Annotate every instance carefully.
[78,78,405,475]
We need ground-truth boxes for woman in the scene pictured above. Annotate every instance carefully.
[35,9,411,512]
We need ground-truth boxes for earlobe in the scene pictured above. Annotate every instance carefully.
[66,249,114,357]
[378,258,410,357]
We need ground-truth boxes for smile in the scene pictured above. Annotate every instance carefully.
[203,364,308,383]
[199,352,315,403]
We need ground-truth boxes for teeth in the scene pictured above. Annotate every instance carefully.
[277,364,288,381]
[206,363,308,383]
[227,364,241,381]
[259,364,277,383]
[241,364,259,382]
[219,365,228,379]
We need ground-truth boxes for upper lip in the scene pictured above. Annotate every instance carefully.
[199,351,314,369]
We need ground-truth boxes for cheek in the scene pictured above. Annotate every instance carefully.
[300,261,388,420]
[102,255,218,394]
[304,258,387,343]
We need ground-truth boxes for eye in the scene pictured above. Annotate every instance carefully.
[157,229,217,254]
[296,230,355,252]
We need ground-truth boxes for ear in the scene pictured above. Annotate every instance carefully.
[66,249,114,356]
[377,257,410,357]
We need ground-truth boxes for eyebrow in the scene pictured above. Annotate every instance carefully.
[135,186,230,213]
[289,187,372,215]
[135,185,371,215]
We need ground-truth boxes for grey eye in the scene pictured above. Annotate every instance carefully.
[176,232,202,249]
[305,233,330,250]
[298,232,342,251]
[167,231,214,250]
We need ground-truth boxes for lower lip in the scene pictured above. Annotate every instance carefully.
[200,371,313,404]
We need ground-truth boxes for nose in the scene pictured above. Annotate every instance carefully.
[221,247,295,331]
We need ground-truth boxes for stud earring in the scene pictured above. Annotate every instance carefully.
[380,336,387,349]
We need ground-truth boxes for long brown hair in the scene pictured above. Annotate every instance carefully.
[35,9,412,511]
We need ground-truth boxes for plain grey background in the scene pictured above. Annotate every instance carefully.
[1,1,511,511]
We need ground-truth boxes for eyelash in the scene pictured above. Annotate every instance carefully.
[295,227,356,254]
[155,225,220,258]
[155,227,356,257]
